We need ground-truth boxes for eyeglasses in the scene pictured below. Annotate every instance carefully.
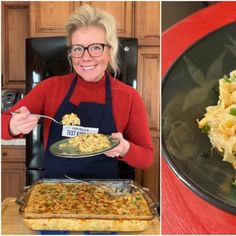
[69,43,111,58]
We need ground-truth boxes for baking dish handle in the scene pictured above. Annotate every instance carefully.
[142,187,160,216]
[15,185,31,206]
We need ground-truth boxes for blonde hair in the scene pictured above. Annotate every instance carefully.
[65,5,119,77]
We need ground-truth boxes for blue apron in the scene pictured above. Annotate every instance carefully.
[44,74,118,178]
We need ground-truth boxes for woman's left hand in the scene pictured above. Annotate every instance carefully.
[104,132,130,158]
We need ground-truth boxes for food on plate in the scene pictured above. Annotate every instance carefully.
[59,133,111,153]
[198,70,236,169]
[24,182,152,216]
[232,179,236,188]
[61,113,80,126]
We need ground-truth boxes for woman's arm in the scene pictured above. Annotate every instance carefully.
[105,89,154,169]
[1,80,49,139]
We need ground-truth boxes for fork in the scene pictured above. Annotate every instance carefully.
[11,112,63,125]
[64,174,126,197]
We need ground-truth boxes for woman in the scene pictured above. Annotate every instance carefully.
[1,5,153,178]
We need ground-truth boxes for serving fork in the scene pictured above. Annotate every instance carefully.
[11,111,63,125]
[64,174,126,197]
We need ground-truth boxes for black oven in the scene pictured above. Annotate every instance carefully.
[25,36,138,185]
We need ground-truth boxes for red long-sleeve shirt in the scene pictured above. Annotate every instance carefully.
[2,73,153,169]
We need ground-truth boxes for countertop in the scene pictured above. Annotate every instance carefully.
[2,198,160,235]
[2,139,26,145]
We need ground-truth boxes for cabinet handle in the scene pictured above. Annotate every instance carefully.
[2,152,7,157]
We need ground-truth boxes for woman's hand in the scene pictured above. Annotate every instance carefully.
[9,106,39,136]
[104,132,130,158]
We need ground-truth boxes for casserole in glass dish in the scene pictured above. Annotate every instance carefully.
[16,179,158,232]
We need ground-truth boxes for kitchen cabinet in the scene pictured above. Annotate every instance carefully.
[134,2,160,46]
[30,1,133,37]
[136,47,160,201]
[136,136,160,201]
[80,1,133,37]
[137,47,160,131]
[1,146,26,201]
[1,2,29,89]
[30,1,74,37]
[134,2,160,202]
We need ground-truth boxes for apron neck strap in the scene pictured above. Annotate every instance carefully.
[105,73,112,102]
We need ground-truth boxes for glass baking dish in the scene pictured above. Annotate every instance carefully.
[16,178,159,232]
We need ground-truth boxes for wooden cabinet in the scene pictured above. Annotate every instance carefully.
[137,47,160,131]
[134,2,160,46]
[136,46,160,201]
[131,2,160,202]
[2,146,26,201]
[30,1,133,37]
[1,2,29,89]
[30,1,74,37]
[136,136,160,202]
[81,1,133,37]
